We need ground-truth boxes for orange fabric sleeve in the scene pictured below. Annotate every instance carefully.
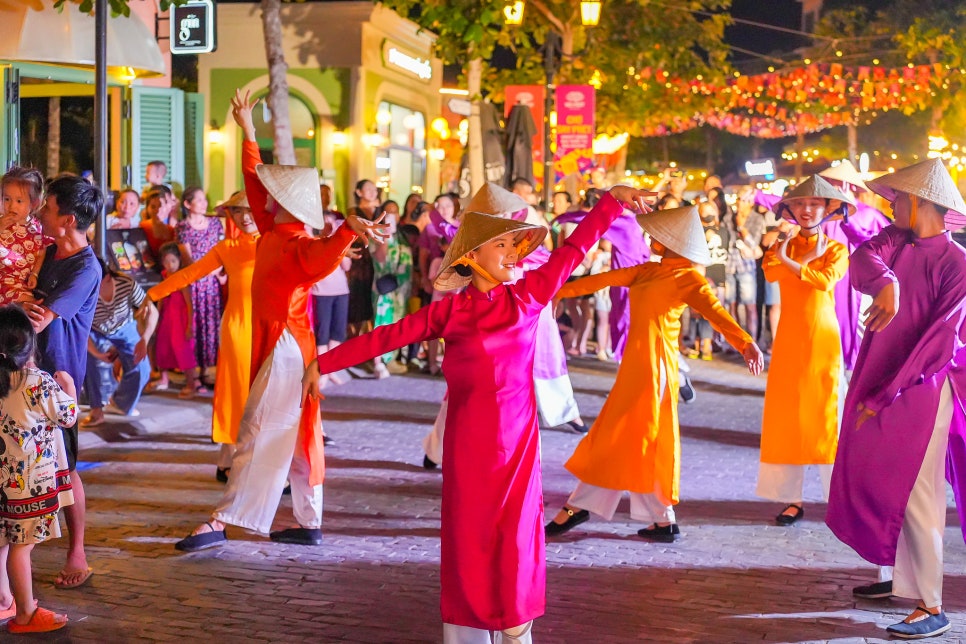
[147,243,225,302]
[242,140,273,234]
[762,246,784,283]
[556,265,641,299]
[297,225,358,282]
[800,242,849,292]
[680,270,753,351]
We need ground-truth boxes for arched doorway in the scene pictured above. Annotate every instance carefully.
[252,92,317,167]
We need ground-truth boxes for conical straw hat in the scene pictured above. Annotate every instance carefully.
[867,158,966,231]
[255,164,324,229]
[217,190,250,211]
[775,174,856,223]
[636,205,712,265]
[819,160,869,192]
[463,182,529,218]
[434,211,547,291]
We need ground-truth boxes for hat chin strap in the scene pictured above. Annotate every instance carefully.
[455,257,501,285]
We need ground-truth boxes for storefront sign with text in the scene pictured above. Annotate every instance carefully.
[554,85,595,181]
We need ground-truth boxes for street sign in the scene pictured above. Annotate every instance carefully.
[170,0,217,55]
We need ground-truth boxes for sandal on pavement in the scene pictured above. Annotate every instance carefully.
[545,507,589,536]
[637,523,680,543]
[54,566,93,590]
[80,414,105,427]
[174,522,227,552]
[7,607,67,634]
[269,527,322,545]
[886,607,951,639]
[852,580,893,599]
[775,503,804,526]
[144,380,169,393]
[177,387,195,400]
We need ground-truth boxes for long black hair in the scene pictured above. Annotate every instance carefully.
[0,305,36,399]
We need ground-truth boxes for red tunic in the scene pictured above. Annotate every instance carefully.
[241,140,356,485]
[315,194,623,629]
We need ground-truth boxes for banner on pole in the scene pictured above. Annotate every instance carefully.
[554,85,595,181]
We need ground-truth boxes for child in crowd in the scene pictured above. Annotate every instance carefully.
[305,183,653,643]
[149,243,200,398]
[546,205,763,542]
[757,176,852,525]
[0,305,75,634]
[0,167,49,305]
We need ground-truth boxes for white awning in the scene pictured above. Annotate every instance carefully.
[0,0,165,78]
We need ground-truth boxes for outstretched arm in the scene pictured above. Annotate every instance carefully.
[556,265,642,299]
[681,271,763,375]
[520,187,653,308]
[147,246,224,302]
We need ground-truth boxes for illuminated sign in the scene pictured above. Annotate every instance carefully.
[383,41,433,81]
[171,0,216,55]
[744,158,776,178]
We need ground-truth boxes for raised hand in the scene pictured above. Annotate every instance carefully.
[345,213,390,243]
[230,88,259,141]
[607,185,658,214]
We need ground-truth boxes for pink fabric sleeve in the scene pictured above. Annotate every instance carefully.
[516,192,623,309]
[317,297,452,374]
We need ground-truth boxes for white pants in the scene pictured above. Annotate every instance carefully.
[423,396,447,465]
[755,463,833,503]
[533,374,580,427]
[443,621,533,644]
[214,331,324,534]
[217,443,236,469]
[568,481,675,524]
[880,380,953,607]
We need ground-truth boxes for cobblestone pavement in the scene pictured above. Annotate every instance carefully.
[25,354,966,643]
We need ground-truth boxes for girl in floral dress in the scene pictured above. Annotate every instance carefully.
[0,305,75,633]
[370,201,412,378]
[0,167,49,305]
[175,187,224,380]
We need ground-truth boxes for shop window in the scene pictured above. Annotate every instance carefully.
[375,101,426,203]
[253,93,317,167]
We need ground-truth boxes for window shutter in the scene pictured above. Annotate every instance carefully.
[183,92,204,189]
[130,86,184,194]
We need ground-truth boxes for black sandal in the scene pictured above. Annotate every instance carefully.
[775,503,804,526]
[545,507,589,536]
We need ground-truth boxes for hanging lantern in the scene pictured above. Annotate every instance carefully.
[580,0,602,26]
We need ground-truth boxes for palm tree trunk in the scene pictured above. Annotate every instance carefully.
[467,57,485,194]
[260,0,296,165]
[47,96,60,177]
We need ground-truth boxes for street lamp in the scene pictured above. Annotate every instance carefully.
[505,2,602,208]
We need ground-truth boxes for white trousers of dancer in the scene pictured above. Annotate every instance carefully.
[756,463,833,503]
[568,481,675,524]
[878,379,953,608]
[217,443,236,469]
[214,330,324,534]
[443,621,533,644]
[534,374,580,427]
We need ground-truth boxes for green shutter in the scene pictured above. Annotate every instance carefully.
[130,86,184,194]
[1,67,20,170]
[183,92,204,189]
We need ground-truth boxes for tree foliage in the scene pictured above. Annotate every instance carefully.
[54,0,187,17]
[383,0,732,136]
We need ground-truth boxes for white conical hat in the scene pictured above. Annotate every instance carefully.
[636,205,712,265]
[819,160,869,192]
[463,182,529,218]
[775,174,856,223]
[867,158,966,231]
[217,190,250,210]
[255,164,324,229]
[434,211,547,291]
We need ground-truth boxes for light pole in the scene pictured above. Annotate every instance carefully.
[503,1,601,209]
[542,31,561,211]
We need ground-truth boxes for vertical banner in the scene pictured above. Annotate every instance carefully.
[504,85,546,189]
[554,85,595,181]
